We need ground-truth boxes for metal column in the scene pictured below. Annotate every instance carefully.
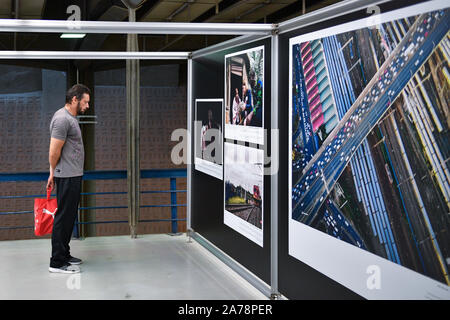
[187,57,193,240]
[79,69,97,238]
[270,33,280,300]
[124,3,140,238]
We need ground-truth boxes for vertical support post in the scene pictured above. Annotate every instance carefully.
[79,69,96,238]
[126,7,140,239]
[67,61,82,239]
[170,177,178,234]
[270,33,281,300]
[187,57,193,241]
[13,0,19,50]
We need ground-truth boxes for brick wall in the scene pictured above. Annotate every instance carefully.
[92,86,187,237]
[0,92,54,240]
[0,77,187,240]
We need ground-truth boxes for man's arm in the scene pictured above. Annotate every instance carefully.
[244,110,254,126]
[47,138,65,190]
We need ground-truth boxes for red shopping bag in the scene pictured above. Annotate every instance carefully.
[34,188,58,236]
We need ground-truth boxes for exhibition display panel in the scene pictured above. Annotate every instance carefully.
[190,37,273,290]
[190,0,450,300]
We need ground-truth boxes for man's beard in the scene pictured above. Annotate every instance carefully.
[77,101,84,115]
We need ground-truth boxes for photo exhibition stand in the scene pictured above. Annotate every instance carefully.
[2,0,449,300]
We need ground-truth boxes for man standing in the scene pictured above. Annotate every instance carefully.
[47,84,90,274]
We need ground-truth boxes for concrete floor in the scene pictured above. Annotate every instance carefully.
[0,234,268,300]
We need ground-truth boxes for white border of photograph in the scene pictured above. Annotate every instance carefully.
[224,142,264,247]
[288,0,450,299]
[224,45,265,145]
[194,99,224,180]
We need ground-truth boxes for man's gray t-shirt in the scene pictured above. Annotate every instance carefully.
[50,107,84,177]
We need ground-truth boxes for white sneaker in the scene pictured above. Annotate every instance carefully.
[49,264,80,274]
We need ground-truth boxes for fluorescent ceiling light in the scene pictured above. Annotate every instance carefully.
[60,33,86,39]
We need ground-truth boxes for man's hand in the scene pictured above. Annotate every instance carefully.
[244,111,254,126]
[47,174,54,191]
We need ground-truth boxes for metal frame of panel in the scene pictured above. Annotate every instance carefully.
[0,51,190,59]
[0,18,274,35]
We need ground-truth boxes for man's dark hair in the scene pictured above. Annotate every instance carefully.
[66,84,91,104]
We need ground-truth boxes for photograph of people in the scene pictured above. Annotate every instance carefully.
[225,46,264,145]
[194,99,223,179]
[200,108,222,163]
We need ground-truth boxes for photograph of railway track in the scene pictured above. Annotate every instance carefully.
[224,46,264,145]
[289,5,450,288]
[224,142,263,246]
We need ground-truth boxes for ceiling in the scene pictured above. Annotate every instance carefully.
[0,0,342,70]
